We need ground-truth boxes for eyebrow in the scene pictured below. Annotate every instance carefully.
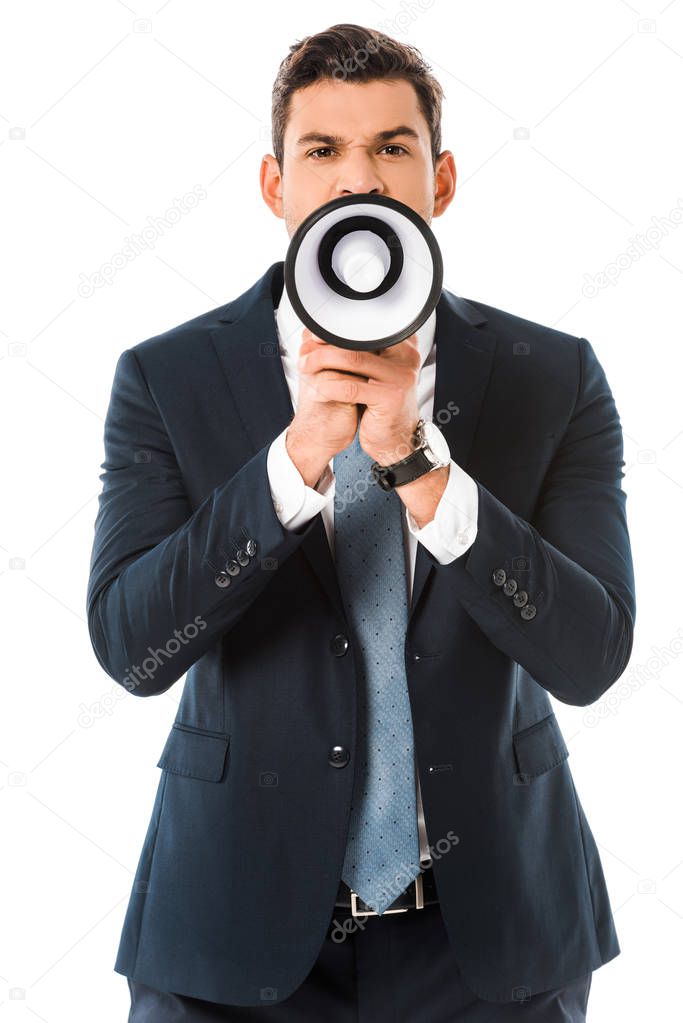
[295,125,420,147]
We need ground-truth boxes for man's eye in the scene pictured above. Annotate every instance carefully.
[307,145,408,160]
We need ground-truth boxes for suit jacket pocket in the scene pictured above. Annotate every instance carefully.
[157,723,230,782]
[512,712,569,781]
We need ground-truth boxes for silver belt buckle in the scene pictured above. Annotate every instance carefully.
[349,873,424,918]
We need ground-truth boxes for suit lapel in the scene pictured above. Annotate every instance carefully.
[209,261,497,626]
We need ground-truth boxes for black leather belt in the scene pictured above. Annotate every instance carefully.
[335,866,439,918]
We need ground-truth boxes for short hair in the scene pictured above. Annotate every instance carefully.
[271,23,444,172]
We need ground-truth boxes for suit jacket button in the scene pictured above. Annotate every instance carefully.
[328,745,350,768]
[246,539,256,557]
[492,568,506,586]
[520,603,537,620]
[236,548,249,567]
[330,634,349,657]
[215,571,231,588]
[225,560,240,576]
[503,578,518,596]
[513,589,528,607]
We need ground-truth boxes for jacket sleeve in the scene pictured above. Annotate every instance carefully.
[86,347,316,697]
[421,336,636,707]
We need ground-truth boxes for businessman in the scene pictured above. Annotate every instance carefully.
[87,23,636,1021]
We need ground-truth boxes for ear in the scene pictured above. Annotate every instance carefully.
[432,150,456,218]
[260,154,284,220]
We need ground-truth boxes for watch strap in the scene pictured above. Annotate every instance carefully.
[371,446,440,490]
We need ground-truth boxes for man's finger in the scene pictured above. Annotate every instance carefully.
[300,327,329,356]
[377,333,419,358]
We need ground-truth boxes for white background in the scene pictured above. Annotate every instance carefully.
[1,1,681,1020]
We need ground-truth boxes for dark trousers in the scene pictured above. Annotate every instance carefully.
[127,901,592,1022]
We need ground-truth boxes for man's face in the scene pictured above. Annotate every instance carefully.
[260,77,456,237]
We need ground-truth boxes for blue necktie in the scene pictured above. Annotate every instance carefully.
[333,425,421,914]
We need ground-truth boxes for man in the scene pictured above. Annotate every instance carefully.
[87,23,636,1022]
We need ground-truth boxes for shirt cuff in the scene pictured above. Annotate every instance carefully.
[405,460,479,565]
[267,426,335,531]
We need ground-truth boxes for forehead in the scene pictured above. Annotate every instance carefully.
[285,78,427,139]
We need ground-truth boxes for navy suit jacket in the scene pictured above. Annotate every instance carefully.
[86,260,635,1006]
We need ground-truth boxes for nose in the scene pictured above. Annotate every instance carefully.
[335,149,384,197]
[340,184,381,196]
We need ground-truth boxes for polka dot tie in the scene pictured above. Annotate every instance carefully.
[333,424,421,915]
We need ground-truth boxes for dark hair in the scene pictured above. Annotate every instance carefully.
[271,23,444,172]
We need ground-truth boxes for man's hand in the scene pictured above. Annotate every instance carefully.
[295,331,422,466]
[287,329,448,527]
[293,332,451,528]
[285,328,362,487]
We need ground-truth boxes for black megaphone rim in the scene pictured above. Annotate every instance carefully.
[283,192,443,351]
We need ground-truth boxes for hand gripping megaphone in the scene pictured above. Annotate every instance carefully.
[284,193,443,352]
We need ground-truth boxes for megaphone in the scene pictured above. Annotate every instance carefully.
[284,193,443,352]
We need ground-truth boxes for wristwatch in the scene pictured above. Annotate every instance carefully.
[370,418,451,491]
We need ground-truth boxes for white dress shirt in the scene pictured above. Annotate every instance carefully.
[266,284,479,871]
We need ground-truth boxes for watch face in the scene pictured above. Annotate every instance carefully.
[422,420,451,464]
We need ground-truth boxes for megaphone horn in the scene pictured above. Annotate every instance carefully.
[284,193,443,352]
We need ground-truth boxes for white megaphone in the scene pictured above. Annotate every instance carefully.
[284,193,443,352]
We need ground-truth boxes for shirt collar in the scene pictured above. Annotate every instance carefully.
[274,281,436,369]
